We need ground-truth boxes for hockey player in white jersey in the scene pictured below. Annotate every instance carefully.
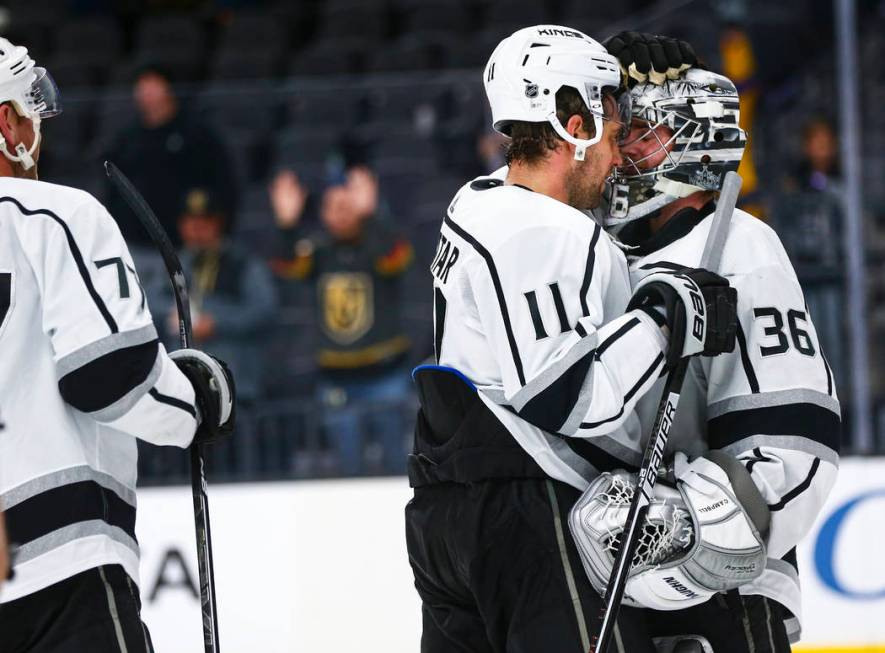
[0,39,235,651]
[405,26,738,652]
[569,68,840,652]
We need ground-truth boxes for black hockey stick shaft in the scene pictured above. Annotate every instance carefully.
[590,171,742,653]
[105,161,221,653]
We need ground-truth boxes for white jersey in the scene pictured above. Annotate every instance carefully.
[0,178,198,603]
[433,175,667,489]
[621,208,840,641]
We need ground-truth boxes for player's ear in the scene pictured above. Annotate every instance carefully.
[0,103,16,147]
[564,113,585,141]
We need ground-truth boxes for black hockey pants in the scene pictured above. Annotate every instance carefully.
[405,477,657,653]
[0,565,153,653]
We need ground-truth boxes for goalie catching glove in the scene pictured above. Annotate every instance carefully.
[568,452,771,610]
[169,349,236,444]
[628,268,737,370]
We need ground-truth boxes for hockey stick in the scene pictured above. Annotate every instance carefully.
[590,171,742,653]
[104,161,221,653]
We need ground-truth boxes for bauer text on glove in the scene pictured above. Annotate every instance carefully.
[628,268,737,370]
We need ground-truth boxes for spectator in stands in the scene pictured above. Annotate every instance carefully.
[104,63,238,247]
[772,116,846,402]
[774,116,843,263]
[788,117,841,193]
[162,188,278,403]
[270,165,414,476]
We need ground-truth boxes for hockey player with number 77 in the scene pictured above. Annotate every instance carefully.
[569,66,841,652]
[0,38,235,651]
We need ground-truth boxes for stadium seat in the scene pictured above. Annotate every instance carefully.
[287,39,371,77]
[55,17,123,60]
[210,48,283,81]
[198,82,281,139]
[136,15,207,55]
[221,131,263,186]
[239,182,274,218]
[363,84,431,123]
[410,175,464,212]
[369,33,456,72]
[92,90,136,152]
[397,0,474,35]
[369,127,437,162]
[283,85,368,128]
[127,47,206,84]
[2,19,53,62]
[479,0,551,27]
[316,2,390,42]
[272,126,342,173]
[45,54,108,88]
[133,15,207,81]
[215,10,289,56]
[561,0,643,25]
[41,98,94,156]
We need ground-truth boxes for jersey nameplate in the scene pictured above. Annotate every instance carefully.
[431,234,460,284]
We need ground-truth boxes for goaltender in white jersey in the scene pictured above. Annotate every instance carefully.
[568,68,839,652]
[0,38,234,652]
[626,207,838,641]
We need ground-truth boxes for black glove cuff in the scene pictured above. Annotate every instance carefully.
[174,355,236,444]
[628,282,686,370]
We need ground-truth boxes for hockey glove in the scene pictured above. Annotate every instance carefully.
[628,268,737,370]
[568,470,693,606]
[169,349,236,444]
[569,451,770,611]
[604,31,698,86]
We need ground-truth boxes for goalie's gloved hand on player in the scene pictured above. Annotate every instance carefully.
[169,349,236,444]
[568,452,770,611]
[604,31,698,86]
[628,268,737,370]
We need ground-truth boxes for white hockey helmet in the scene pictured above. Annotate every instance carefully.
[603,68,745,227]
[483,25,627,161]
[0,38,61,170]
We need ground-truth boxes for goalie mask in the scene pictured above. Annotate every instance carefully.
[0,37,62,171]
[484,25,630,161]
[601,68,745,227]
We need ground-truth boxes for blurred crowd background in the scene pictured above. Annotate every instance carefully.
[9,0,884,482]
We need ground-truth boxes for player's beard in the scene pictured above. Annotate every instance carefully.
[565,151,604,211]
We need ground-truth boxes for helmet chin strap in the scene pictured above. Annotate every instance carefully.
[0,116,40,171]
[546,111,602,161]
